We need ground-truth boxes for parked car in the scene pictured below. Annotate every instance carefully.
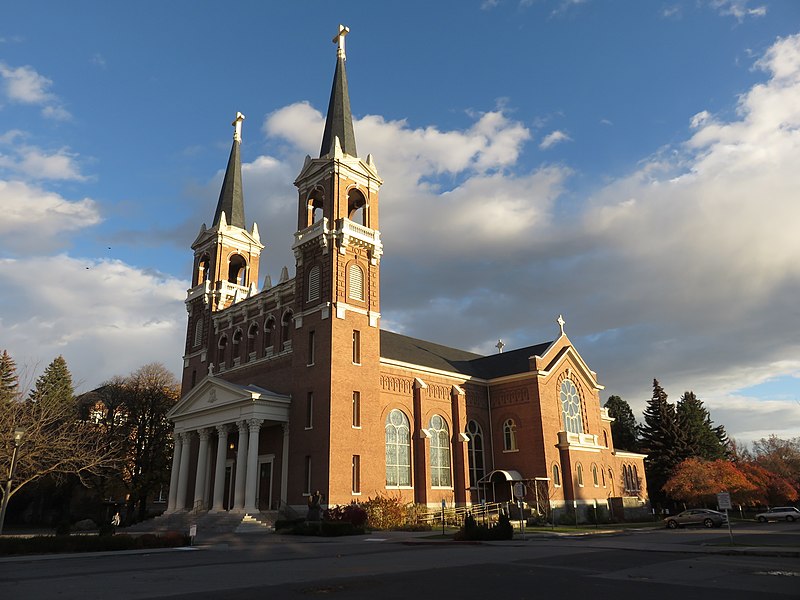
[664,509,728,529]
[755,507,800,523]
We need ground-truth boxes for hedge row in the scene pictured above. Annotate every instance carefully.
[0,531,190,556]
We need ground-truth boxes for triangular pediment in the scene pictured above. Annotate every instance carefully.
[534,335,603,390]
[168,376,290,431]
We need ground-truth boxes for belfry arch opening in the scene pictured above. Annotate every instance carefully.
[347,188,367,226]
[227,254,247,286]
[196,254,211,286]
[306,188,325,227]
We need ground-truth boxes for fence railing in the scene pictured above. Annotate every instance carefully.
[416,501,506,526]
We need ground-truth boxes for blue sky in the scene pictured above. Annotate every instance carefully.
[1,0,799,444]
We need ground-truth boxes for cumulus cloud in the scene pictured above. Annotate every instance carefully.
[0,180,101,252]
[539,130,572,149]
[0,61,71,120]
[0,255,186,391]
[0,143,87,180]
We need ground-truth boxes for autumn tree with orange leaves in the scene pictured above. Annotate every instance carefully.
[662,458,756,506]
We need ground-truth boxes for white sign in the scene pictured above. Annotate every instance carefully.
[189,524,197,538]
[717,492,732,510]
[514,482,524,499]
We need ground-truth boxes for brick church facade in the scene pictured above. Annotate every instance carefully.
[165,26,648,520]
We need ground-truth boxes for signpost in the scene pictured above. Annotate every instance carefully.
[514,482,525,540]
[441,498,446,536]
[717,491,734,545]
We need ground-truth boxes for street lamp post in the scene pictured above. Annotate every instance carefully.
[0,427,26,535]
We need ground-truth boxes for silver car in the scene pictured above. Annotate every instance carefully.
[755,507,800,522]
[664,508,728,529]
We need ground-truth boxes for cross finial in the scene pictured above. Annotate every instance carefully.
[232,112,245,142]
[495,339,505,354]
[333,24,350,60]
[557,314,566,336]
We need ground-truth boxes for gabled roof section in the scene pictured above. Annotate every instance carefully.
[213,113,246,229]
[320,54,357,158]
[468,342,552,379]
[379,330,552,380]
[380,330,483,375]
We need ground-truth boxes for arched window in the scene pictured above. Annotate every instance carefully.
[465,421,485,488]
[307,265,321,302]
[348,264,364,301]
[196,254,210,285]
[560,379,584,434]
[552,464,561,487]
[281,311,293,346]
[385,409,411,487]
[576,463,584,487]
[503,419,517,451]
[228,254,247,285]
[608,468,614,494]
[232,329,242,364]
[592,464,599,487]
[247,323,258,358]
[603,430,609,448]
[264,317,275,352]
[429,415,451,487]
[601,467,606,487]
[193,319,203,348]
[633,465,639,491]
[347,188,367,226]
[217,335,228,367]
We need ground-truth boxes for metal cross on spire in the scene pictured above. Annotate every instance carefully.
[557,314,566,336]
[333,24,350,60]
[495,339,505,354]
[232,112,245,143]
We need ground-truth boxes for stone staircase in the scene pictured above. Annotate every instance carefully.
[122,510,281,535]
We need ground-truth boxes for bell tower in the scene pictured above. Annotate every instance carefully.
[290,25,384,503]
[182,113,264,394]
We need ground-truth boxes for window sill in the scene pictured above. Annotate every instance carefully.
[352,425,361,429]
[385,485,413,490]
[432,486,454,490]
[351,492,362,496]
[304,426,313,431]
[503,449,519,453]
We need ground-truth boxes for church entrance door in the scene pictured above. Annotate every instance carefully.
[223,459,235,510]
[257,456,274,511]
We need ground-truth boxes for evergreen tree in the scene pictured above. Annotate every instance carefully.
[0,350,18,404]
[604,395,639,451]
[639,379,685,503]
[676,391,728,460]
[28,356,75,417]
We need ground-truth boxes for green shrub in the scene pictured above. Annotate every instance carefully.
[455,513,514,541]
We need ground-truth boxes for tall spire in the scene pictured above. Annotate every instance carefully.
[319,25,357,158]
[213,112,246,229]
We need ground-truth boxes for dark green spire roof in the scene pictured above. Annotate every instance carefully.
[213,114,246,229]
[320,54,357,158]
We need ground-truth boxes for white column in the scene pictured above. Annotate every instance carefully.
[244,419,263,513]
[175,432,193,512]
[211,425,229,512]
[192,428,211,511]
[166,429,183,513]
[280,422,290,507]
[233,421,249,511]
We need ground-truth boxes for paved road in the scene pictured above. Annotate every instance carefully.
[1,525,798,599]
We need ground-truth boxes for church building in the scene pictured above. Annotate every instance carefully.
[165,26,648,521]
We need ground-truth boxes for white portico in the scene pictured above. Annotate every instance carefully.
[166,377,290,514]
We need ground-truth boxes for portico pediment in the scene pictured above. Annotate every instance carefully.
[168,376,290,433]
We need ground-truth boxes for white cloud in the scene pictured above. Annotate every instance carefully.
[709,0,766,21]
[539,129,572,149]
[0,61,71,120]
[0,145,87,181]
[0,180,101,252]
[0,255,186,392]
